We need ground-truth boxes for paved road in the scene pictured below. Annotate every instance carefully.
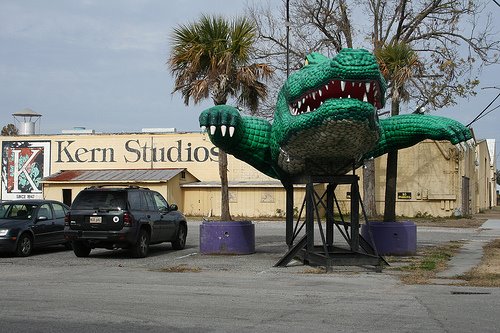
[0,220,498,333]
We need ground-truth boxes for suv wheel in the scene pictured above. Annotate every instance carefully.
[73,241,91,257]
[131,229,150,258]
[172,223,187,250]
[16,234,33,257]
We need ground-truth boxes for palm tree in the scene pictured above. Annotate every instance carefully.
[169,15,273,221]
[375,42,421,222]
[1,124,18,136]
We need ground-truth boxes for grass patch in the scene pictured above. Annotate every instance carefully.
[389,241,464,284]
[411,217,486,228]
[155,264,202,273]
[458,239,500,287]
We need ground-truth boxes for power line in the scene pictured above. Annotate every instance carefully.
[467,92,500,127]
[473,103,500,122]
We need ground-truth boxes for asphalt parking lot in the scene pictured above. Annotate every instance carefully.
[1,220,499,333]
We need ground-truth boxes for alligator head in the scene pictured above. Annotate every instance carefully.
[270,48,387,176]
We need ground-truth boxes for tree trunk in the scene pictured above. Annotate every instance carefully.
[362,159,377,218]
[218,149,232,221]
[212,97,232,221]
[383,95,400,222]
[383,150,398,222]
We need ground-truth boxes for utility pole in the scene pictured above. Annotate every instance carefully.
[286,0,290,77]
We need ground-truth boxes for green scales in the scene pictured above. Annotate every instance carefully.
[200,48,472,269]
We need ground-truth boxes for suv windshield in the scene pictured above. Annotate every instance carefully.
[72,191,127,210]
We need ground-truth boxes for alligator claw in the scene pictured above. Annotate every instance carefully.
[199,105,241,138]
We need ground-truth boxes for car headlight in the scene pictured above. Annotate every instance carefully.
[0,229,9,237]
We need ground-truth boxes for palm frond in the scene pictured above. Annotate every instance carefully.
[168,14,273,111]
[375,42,421,102]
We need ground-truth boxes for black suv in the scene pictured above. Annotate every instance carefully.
[64,186,187,258]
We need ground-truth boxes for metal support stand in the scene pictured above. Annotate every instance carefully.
[275,175,386,271]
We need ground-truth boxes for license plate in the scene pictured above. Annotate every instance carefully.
[89,216,102,224]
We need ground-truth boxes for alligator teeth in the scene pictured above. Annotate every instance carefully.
[201,126,206,132]
[210,126,216,135]
[289,79,381,116]
[221,125,227,136]
[229,126,235,137]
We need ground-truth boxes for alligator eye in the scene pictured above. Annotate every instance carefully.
[304,58,309,66]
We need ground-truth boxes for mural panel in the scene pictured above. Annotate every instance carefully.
[1,141,51,200]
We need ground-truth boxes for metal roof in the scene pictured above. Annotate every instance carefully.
[42,168,190,183]
[12,108,42,117]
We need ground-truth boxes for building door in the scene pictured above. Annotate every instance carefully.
[62,189,72,207]
[461,176,470,216]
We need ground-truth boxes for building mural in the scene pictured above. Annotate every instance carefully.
[1,140,51,200]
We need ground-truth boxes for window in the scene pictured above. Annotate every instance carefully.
[72,191,126,209]
[6,204,36,219]
[0,204,7,218]
[129,191,147,211]
[143,191,156,211]
[152,192,169,211]
[38,204,53,220]
[52,203,67,219]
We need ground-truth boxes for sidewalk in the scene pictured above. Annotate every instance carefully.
[433,208,500,281]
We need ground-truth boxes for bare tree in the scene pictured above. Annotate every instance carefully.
[247,0,499,219]
[1,124,18,136]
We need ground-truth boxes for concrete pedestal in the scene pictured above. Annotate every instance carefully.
[361,221,417,256]
[199,221,255,255]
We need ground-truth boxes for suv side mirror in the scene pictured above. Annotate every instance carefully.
[169,204,178,211]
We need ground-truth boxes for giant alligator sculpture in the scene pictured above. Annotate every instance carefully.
[199,48,472,181]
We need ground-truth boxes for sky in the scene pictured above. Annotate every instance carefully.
[0,0,499,161]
